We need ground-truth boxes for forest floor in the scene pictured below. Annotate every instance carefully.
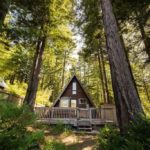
[31,124,98,150]
[45,132,97,150]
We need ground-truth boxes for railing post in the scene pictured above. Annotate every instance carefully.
[51,108,54,118]
[89,108,92,122]
[77,108,79,120]
[101,106,105,121]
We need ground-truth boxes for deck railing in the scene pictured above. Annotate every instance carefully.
[34,107,50,119]
[52,108,77,118]
[90,108,101,119]
[34,107,102,120]
[34,106,117,126]
[34,107,77,119]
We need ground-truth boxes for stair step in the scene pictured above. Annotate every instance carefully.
[78,120,91,126]
[78,127,92,131]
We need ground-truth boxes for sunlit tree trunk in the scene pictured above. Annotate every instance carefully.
[135,11,150,62]
[97,49,106,103]
[100,47,110,103]
[61,50,67,89]
[0,0,10,27]
[83,62,86,84]
[24,37,46,109]
[143,79,150,103]
[9,74,15,84]
[101,0,144,132]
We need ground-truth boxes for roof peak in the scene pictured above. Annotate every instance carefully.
[52,74,95,107]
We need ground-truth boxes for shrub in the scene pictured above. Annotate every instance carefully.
[52,121,72,135]
[43,140,67,150]
[0,100,44,150]
[97,116,150,150]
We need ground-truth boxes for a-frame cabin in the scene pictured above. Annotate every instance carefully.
[52,75,94,108]
[35,75,117,129]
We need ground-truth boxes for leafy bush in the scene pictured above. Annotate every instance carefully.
[0,100,44,150]
[97,116,150,150]
[44,140,67,150]
[52,121,72,135]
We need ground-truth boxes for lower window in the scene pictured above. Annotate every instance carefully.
[71,99,77,108]
[60,97,69,107]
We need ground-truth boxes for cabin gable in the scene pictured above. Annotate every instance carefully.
[53,76,94,108]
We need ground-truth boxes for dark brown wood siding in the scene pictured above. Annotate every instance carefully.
[54,77,93,108]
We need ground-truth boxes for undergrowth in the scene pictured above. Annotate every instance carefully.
[97,116,150,150]
[0,100,44,150]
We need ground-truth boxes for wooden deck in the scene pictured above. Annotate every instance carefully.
[34,105,117,127]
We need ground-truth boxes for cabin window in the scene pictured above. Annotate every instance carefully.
[72,82,77,95]
[79,98,87,104]
[71,99,77,108]
[60,97,69,107]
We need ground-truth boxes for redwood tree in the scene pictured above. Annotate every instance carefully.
[100,0,144,132]
[24,37,46,108]
[23,0,50,109]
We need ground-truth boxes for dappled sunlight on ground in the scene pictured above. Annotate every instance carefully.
[45,132,96,150]
[31,124,97,150]
[65,135,96,150]
[61,135,77,145]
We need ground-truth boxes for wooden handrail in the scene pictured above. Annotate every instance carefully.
[34,106,116,124]
[34,107,77,119]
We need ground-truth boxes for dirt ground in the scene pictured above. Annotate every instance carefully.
[30,124,98,150]
[45,131,97,150]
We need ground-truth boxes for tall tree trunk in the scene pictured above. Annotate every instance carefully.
[100,0,144,132]
[110,58,130,132]
[61,50,67,89]
[83,62,86,84]
[40,74,45,89]
[9,74,15,84]
[0,0,10,27]
[24,37,46,109]
[97,49,106,103]
[143,79,150,103]
[135,11,150,62]
[100,47,110,103]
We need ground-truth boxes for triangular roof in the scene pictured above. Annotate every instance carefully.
[52,75,95,107]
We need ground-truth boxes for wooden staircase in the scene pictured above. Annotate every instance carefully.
[77,119,92,131]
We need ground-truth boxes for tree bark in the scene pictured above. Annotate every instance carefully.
[97,49,106,103]
[0,0,10,27]
[101,0,144,132]
[136,13,150,62]
[100,47,110,103]
[24,37,46,109]
[138,19,150,62]
[9,74,15,84]
[61,50,67,89]
[143,79,150,103]
[110,58,130,132]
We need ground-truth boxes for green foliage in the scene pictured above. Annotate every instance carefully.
[52,121,72,135]
[7,82,27,96]
[0,0,75,105]
[0,100,44,150]
[97,116,150,150]
[44,139,77,150]
[44,140,67,150]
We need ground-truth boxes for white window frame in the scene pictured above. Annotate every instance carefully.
[72,82,77,95]
[59,97,70,108]
[71,99,77,108]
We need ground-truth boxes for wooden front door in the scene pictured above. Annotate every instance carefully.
[78,108,90,119]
